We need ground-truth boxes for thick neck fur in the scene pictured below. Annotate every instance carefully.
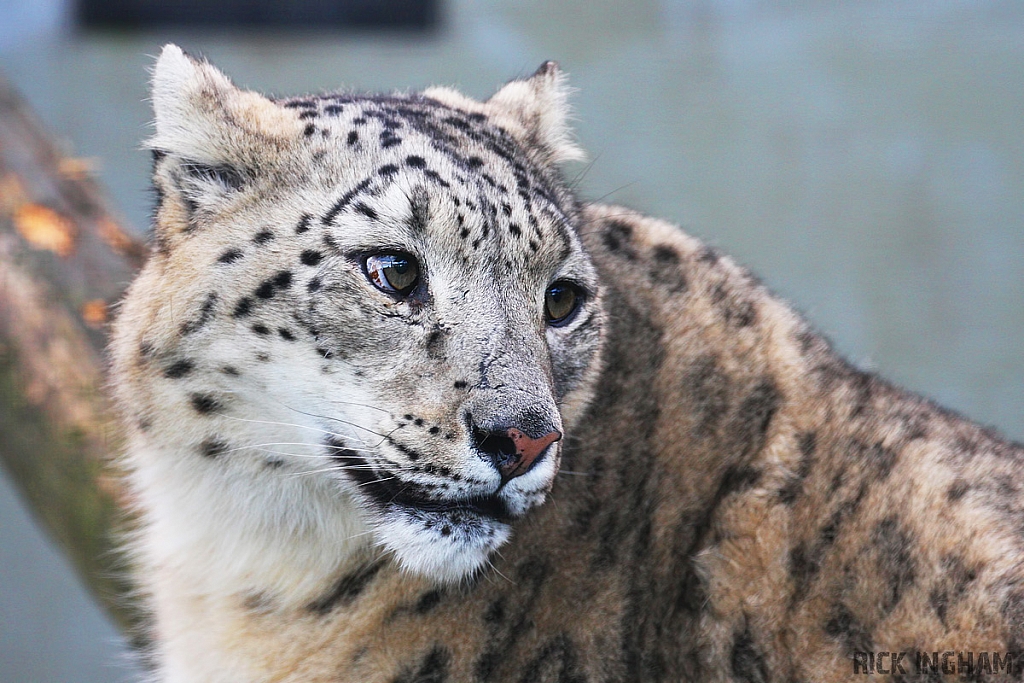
[129,435,373,605]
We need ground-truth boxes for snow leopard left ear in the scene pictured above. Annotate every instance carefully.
[148,44,302,166]
[485,62,585,164]
[147,45,306,242]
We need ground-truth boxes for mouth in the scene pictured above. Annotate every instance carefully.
[328,439,513,523]
[391,491,512,522]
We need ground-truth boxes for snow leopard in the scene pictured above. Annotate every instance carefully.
[109,45,1024,682]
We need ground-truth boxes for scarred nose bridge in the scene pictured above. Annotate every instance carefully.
[454,296,562,483]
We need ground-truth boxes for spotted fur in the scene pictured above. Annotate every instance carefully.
[110,45,1024,682]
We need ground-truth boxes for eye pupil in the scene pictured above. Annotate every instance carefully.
[365,253,419,296]
[545,282,581,325]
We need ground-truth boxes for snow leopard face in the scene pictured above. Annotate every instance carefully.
[112,46,604,582]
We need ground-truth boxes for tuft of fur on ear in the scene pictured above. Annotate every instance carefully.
[148,44,302,166]
[485,62,585,164]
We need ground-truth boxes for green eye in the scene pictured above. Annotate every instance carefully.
[364,252,420,296]
[545,281,583,326]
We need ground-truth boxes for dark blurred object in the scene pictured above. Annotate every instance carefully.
[78,0,439,30]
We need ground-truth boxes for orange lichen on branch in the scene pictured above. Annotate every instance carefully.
[0,172,29,215]
[97,217,136,256]
[57,156,99,181]
[0,172,28,214]
[81,299,108,328]
[14,203,77,257]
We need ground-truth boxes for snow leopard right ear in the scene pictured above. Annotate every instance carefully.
[425,61,585,165]
[485,61,585,164]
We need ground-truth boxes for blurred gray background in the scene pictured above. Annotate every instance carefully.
[1,0,1021,680]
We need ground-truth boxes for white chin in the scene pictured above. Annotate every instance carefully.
[375,508,511,584]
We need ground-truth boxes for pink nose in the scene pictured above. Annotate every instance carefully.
[502,428,562,480]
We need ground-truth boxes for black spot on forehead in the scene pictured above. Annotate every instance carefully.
[324,177,373,225]
[444,116,471,131]
[408,187,430,233]
[233,296,254,317]
[255,281,275,299]
[423,169,450,188]
[217,248,243,264]
[306,95,577,259]
[253,229,274,244]
[273,270,293,288]
[480,172,501,191]
[164,359,194,379]
[355,203,378,221]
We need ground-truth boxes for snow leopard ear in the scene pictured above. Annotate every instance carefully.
[148,45,304,241]
[485,61,585,164]
[148,44,302,167]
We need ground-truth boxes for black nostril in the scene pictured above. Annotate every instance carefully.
[472,424,560,481]
[473,427,518,469]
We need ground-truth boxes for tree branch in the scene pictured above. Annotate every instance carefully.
[0,73,147,636]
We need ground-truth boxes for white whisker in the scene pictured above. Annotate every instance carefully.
[216,413,346,438]
[279,404,391,439]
